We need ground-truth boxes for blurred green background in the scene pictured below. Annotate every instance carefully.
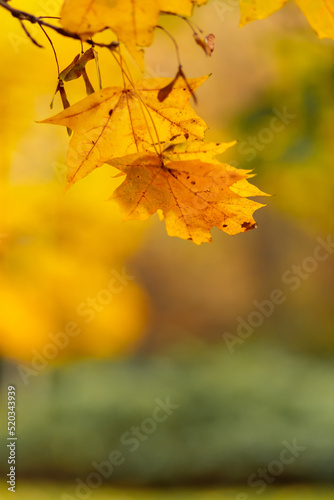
[0,0,334,498]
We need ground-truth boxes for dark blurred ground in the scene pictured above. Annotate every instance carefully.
[1,343,333,485]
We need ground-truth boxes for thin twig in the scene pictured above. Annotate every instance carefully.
[19,20,43,48]
[160,12,203,34]
[0,0,119,49]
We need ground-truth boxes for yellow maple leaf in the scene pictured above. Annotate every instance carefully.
[60,0,208,67]
[41,76,208,188]
[239,0,334,40]
[60,0,159,66]
[239,0,287,25]
[110,142,267,244]
[295,0,334,39]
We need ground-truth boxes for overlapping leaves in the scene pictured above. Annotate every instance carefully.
[41,77,208,187]
[42,74,266,244]
[42,0,268,244]
[42,0,334,242]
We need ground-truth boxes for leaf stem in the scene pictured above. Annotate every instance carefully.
[39,24,60,75]
[122,56,162,156]
[156,25,182,68]
[110,50,162,156]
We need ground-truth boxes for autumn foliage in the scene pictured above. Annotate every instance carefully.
[3,0,334,243]
[33,0,268,244]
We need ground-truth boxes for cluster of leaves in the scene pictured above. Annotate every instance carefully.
[3,0,334,243]
[37,0,267,245]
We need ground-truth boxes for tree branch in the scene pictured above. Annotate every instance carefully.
[0,0,119,49]
[19,18,43,47]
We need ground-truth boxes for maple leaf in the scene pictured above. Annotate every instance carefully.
[109,142,267,244]
[41,76,208,188]
[239,0,288,25]
[60,0,208,67]
[60,0,159,67]
[239,0,334,40]
[295,0,334,39]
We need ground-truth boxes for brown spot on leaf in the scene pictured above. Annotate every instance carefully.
[241,221,257,231]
